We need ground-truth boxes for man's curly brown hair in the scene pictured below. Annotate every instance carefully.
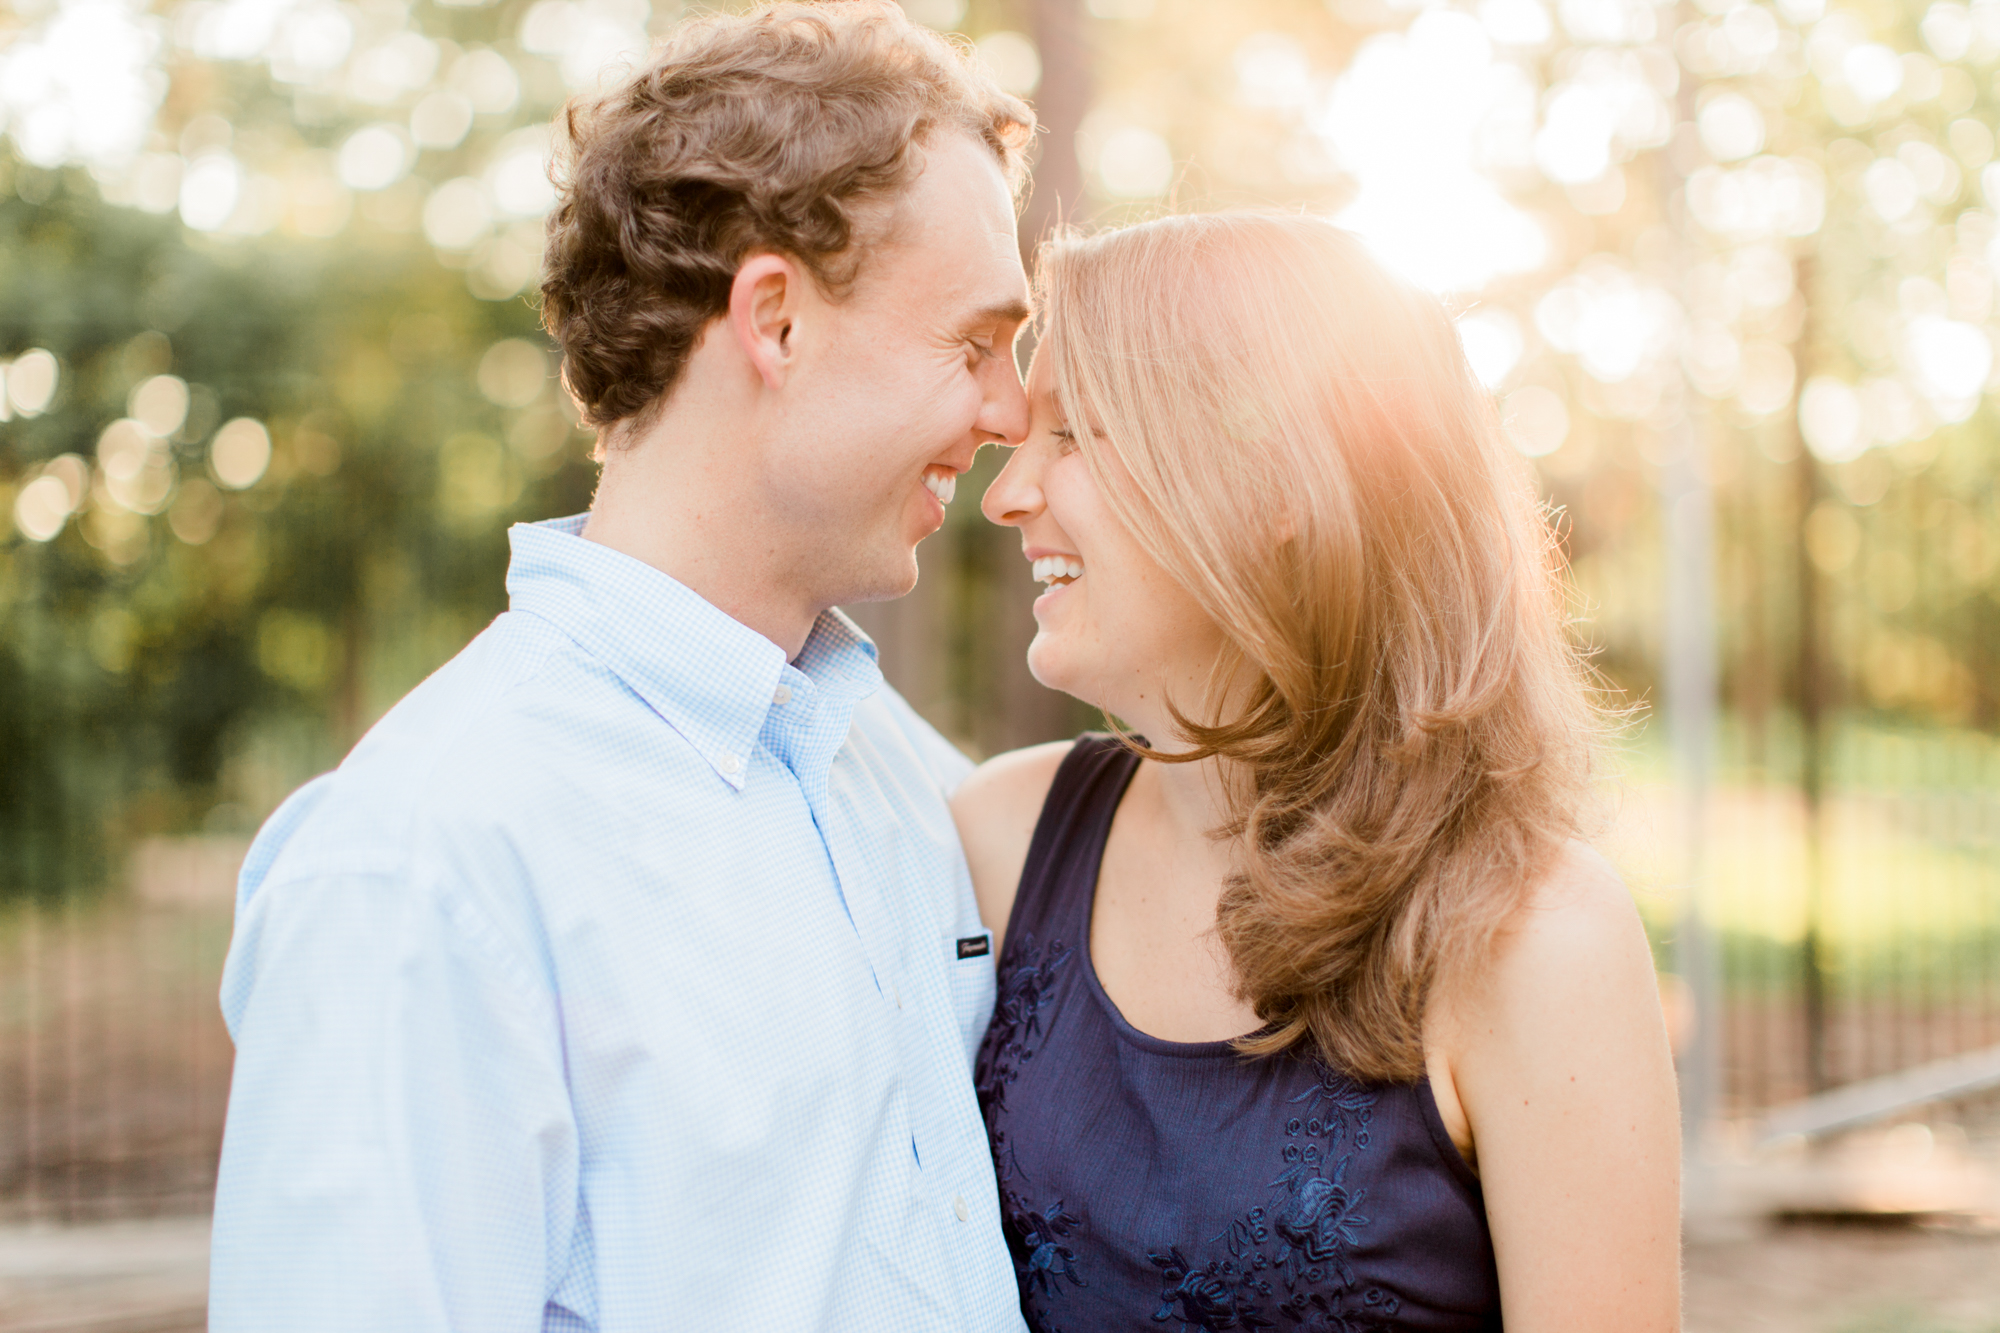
[539,0,1036,435]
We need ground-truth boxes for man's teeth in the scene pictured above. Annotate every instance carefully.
[922,470,957,505]
[1032,555,1084,586]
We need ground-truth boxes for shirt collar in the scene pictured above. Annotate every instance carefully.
[505,515,882,789]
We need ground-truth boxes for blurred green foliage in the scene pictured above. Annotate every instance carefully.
[0,166,594,897]
[7,0,2000,916]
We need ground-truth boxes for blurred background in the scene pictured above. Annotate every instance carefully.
[3,0,2000,1328]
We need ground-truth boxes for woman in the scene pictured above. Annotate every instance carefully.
[954,214,1680,1332]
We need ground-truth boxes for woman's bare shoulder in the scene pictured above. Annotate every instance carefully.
[1433,842,1681,1329]
[1510,842,1647,958]
[1438,842,1652,1022]
[1427,845,1654,1122]
[950,740,1074,949]
[957,739,1077,804]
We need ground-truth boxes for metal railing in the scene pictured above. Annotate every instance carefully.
[5,725,2000,1220]
[1623,722,2000,1139]
[0,843,237,1224]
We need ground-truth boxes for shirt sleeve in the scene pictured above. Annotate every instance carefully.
[209,869,580,1333]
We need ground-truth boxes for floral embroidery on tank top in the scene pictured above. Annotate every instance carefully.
[976,933,1087,1330]
[1147,1066,1400,1333]
[978,740,1497,1332]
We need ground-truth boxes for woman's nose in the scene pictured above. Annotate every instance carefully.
[981,441,1043,527]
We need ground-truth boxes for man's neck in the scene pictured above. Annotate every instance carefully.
[580,409,822,662]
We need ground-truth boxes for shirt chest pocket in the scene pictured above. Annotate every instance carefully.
[945,931,997,1062]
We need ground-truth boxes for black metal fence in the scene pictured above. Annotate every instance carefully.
[4,721,2000,1222]
[0,843,236,1224]
[1622,722,2000,1125]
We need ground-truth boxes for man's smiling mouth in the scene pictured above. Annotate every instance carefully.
[922,466,957,504]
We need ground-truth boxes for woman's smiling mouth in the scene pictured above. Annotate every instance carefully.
[1032,554,1084,586]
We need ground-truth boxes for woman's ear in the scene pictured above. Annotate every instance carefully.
[728,252,802,391]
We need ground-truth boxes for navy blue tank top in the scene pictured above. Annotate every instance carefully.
[975,736,1501,1333]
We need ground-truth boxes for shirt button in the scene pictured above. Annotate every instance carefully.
[953,1195,970,1222]
[718,752,742,775]
[772,684,791,705]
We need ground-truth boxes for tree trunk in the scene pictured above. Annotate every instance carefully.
[1792,255,1832,1093]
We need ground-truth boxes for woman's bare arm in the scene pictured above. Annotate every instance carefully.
[949,741,1072,954]
[1433,844,1682,1332]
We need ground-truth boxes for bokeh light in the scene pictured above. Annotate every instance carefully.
[1799,377,1868,462]
[1906,316,1993,405]
[1502,384,1569,457]
[13,474,75,542]
[1841,42,1904,105]
[974,31,1041,96]
[899,0,967,29]
[451,48,522,115]
[129,375,190,438]
[1233,32,1314,109]
[179,154,243,232]
[410,92,476,151]
[1535,263,1678,386]
[1736,342,1798,419]
[337,123,413,192]
[1697,93,1766,163]
[519,0,651,91]
[98,419,176,515]
[478,339,550,408]
[1685,156,1827,239]
[486,127,557,217]
[423,178,495,252]
[210,418,272,490]
[1456,309,1526,390]
[5,350,59,417]
[1478,0,1552,48]
[1314,8,1551,293]
[1095,126,1173,199]
[0,0,165,170]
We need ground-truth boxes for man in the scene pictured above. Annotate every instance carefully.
[208,5,1036,1328]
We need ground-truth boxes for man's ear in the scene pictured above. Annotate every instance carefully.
[728,252,802,392]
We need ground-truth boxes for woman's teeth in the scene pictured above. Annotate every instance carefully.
[1032,555,1084,586]
[922,469,957,504]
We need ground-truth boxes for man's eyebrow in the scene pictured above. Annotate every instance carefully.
[967,298,1033,327]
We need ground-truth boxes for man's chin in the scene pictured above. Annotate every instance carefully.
[829,550,922,608]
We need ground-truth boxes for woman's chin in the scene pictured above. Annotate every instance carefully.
[1024,637,1087,702]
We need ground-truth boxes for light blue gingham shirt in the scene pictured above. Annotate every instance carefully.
[210,514,1025,1333]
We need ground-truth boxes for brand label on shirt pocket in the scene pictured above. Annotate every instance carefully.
[955,933,991,960]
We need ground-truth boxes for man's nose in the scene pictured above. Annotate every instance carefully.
[979,355,1031,448]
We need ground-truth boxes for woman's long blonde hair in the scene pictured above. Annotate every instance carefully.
[1036,214,1604,1082]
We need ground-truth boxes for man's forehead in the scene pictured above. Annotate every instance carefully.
[855,235,1026,323]
[869,134,1028,310]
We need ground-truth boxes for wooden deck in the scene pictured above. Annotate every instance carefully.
[0,1218,206,1333]
[2,1209,1995,1333]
